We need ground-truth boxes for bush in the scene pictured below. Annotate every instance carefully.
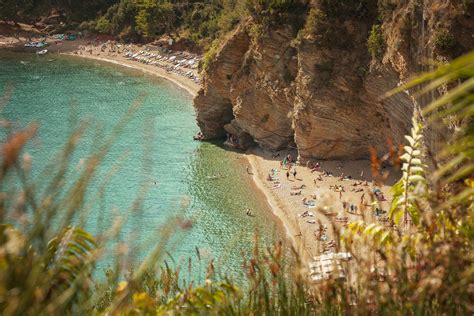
[434,30,457,51]
[200,39,220,70]
[95,16,112,34]
[248,22,263,42]
[304,7,325,36]
[368,24,385,60]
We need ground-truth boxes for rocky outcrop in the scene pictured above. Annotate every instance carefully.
[194,0,473,160]
[194,25,250,140]
[229,26,298,150]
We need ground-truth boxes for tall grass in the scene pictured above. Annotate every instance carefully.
[0,53,473,314]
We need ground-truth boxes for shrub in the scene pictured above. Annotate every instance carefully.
[434,30,457,51]
[200,39,220,70]
[368,24,385,60]
[304,7,325,36]
[95,16,112,34]
[248,22,263,42]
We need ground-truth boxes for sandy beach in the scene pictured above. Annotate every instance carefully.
[0,31,200,96]
[61,45,200,96]
[1,29,398,266]
[245,148,398,264]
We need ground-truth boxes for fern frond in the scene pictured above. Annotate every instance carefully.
[46,226,97,289]
[389,52,474,212]
[389,116,428,229]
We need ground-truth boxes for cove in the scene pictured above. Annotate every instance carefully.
[0,51,283,283]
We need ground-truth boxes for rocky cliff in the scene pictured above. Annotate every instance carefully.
[194,0,473,160]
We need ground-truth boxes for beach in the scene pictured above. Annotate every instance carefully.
[245,148,398,264]
[1,30,397,266]
[0,32,200,96]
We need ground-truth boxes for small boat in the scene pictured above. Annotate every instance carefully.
[37,49,48,55]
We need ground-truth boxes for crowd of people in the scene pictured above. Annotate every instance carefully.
[263,152,393,258]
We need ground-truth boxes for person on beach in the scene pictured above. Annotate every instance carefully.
[286,170,290,180]
[246,165,251,174]
[292,168,297,179]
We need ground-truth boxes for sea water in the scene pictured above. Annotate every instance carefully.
[0,51,283,283]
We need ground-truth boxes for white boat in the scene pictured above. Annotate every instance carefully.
[37,49,48,55]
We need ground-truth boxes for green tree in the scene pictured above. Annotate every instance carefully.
[0,0,34,24]
[134,0,175,38]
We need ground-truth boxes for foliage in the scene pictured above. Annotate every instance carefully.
[200,38,220,70]
[134,0,175,38]
[433,30,457,52]
[246,0,307,14]
[368,24,385,60]
[0,0,35,23]
[389,52,474,211]
[248,22,263,42]
[46,226,97,292]
[303,7,325,36]
[389,116,427,227]
[96,15,113,34]
[88,0,248,48]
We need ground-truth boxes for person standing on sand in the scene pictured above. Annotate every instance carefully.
[293,168,297,179]
[286,170,290,180]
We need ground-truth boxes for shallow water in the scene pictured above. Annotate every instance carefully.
[0,51,283,283]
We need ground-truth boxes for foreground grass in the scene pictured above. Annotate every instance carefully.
[0,53,472,315]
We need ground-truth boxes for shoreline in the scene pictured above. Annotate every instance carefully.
[51,47,305,262]
[245,147,398,265]
[246,153,311,264]
[59,50,304,260]
[1,37,396,269]
[61,52,200,97]
[0,34,200,96]
[0,41,296,257]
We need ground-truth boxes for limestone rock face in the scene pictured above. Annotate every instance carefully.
[194,26,250,139]
[193,1,473,158]
[292,17,377,160]
[229,26,298,150]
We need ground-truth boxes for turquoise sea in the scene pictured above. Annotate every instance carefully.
[0,51,283,283]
